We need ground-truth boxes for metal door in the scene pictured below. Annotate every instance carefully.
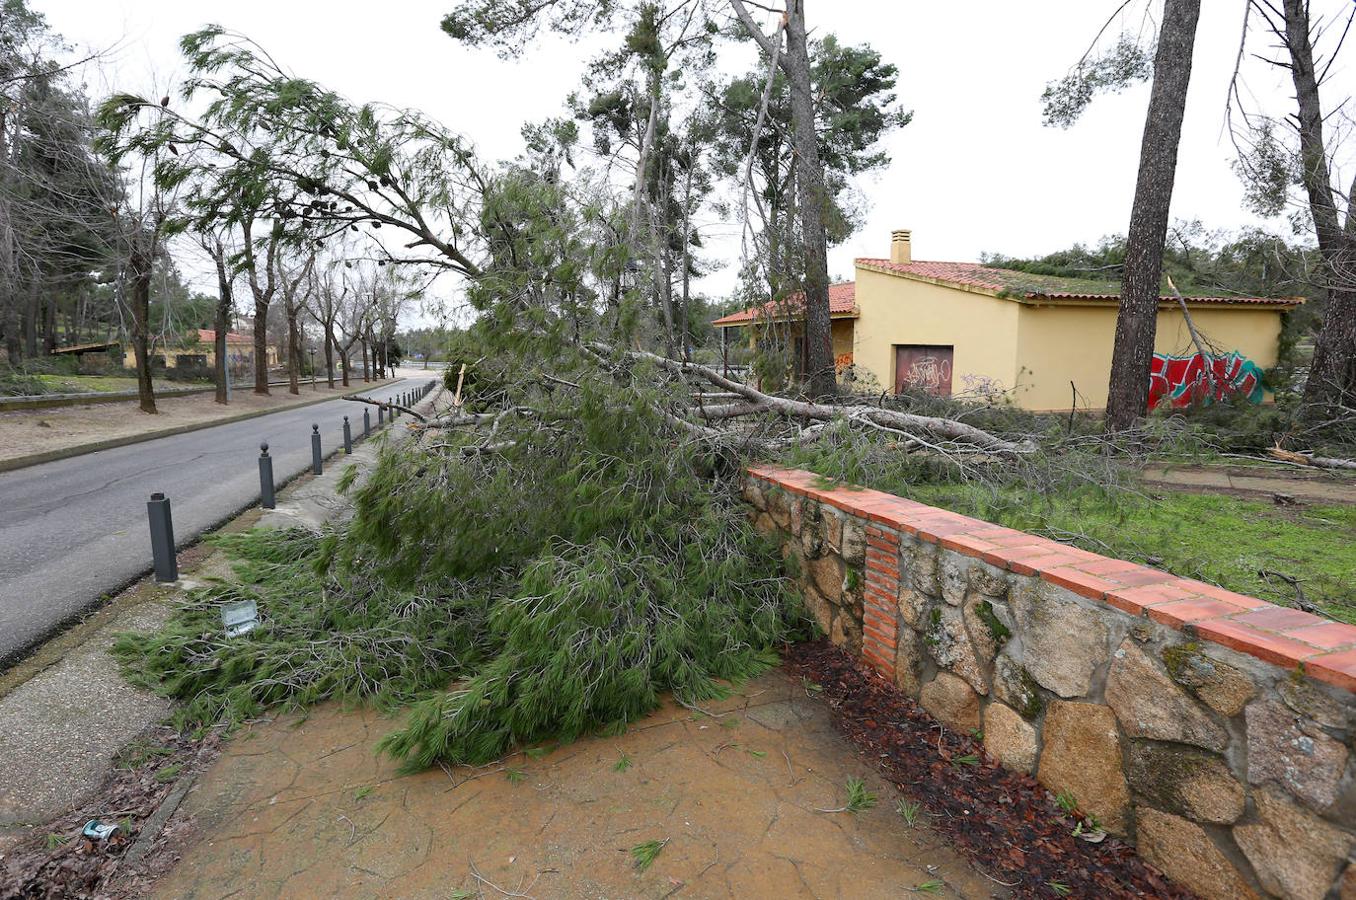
[894,345,954,396]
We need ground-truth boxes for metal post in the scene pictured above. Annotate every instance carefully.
[364,408,371,438]
[259,443,276,509]
[378,405,384,425]
[343,416,352,454]
[147,492,178,582]
[311,424,323,475]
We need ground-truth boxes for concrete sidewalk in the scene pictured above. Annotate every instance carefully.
[0,382,442,857]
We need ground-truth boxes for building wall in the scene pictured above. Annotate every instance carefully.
[746,465,1356,900]
[1015,303,1285,411]
[851,267,1020,396]
[831,318,854,369]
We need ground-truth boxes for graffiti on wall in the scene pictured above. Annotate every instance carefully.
[1147,351,1265,410]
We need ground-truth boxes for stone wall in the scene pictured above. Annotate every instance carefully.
[745,465,1356,900]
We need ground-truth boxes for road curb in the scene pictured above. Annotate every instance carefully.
[0,379,405,475]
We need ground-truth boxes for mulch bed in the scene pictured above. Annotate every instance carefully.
[0,725,221,900]
[782,640,1195,900]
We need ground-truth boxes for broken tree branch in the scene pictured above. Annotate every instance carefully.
[343,395,427,423]
[592,343,1032,454]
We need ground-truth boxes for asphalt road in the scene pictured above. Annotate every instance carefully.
[0,377,429,668]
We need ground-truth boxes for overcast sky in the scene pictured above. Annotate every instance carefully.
[34,0,1353,322]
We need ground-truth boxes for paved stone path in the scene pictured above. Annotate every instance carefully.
[1143,463,1356,505]
[154,673,999,899]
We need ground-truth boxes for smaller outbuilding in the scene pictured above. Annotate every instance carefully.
[713,229,1303,412]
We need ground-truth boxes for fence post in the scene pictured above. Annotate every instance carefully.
[311,423,323,475]
[364,408,371,438]
[259,443,276,509]
[147,492,178,582]
[343,416,353,454]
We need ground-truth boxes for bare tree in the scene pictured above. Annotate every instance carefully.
[729,0,835,397]
[1279,0,1356,408]
[201,234,236,403]
[276,250,315,395]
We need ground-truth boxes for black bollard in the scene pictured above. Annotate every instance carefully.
[311,423,323,475]
[343,416,353,454]
[378,405,384,426]
[364,408,371,438]
[259,443,276,509]
[147,492,178,582]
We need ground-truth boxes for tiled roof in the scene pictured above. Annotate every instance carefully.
[196,328,253,345]
[856,259,1304,307]
[712,282,858,326]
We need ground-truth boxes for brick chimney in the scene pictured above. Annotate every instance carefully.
[890,229,912,265]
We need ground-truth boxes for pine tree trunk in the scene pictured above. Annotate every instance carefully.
[287,311,301,395]
[324,325,336,388]
[783,1,835,397]
[212,243,232,404]
[1105,0,1201,432]
[252,299,270,395]
[129,242,158,414]
[1283,0,1356,409]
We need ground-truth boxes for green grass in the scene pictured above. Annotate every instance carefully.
[835,474,1356,622]
[916,485,1350,618]
[33,374,142,393]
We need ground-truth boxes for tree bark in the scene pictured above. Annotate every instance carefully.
[729,0,834,397]
[1104,0,1201,432]
[287,311,302,394]
[211,241,233,404]
[324,324,336,388]
[1284,0,1356,409]
[128,241,158,414]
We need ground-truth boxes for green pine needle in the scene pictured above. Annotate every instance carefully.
[819,776,877,814]
[630,838,668,871]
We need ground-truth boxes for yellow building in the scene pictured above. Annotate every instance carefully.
[713,230,1302,412]
[122,329,279,373]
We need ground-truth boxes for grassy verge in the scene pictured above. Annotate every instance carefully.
[784,442,1356,623]
[909,482,1355,622]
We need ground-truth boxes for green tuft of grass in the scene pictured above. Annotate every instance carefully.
[504,768,526,783]
[613,752,632,772]
[950,753,980,768]
[354,785,374,801]
[630,838,668,871]
[154,762,184,783]
[913,879,945,894]
[44,833,69,850]
[1049,881,1072,896]
[897,798,922,827]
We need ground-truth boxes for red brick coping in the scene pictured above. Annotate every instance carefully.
[748,465,1356,693]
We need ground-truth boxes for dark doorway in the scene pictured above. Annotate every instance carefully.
[894,344,954,396]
